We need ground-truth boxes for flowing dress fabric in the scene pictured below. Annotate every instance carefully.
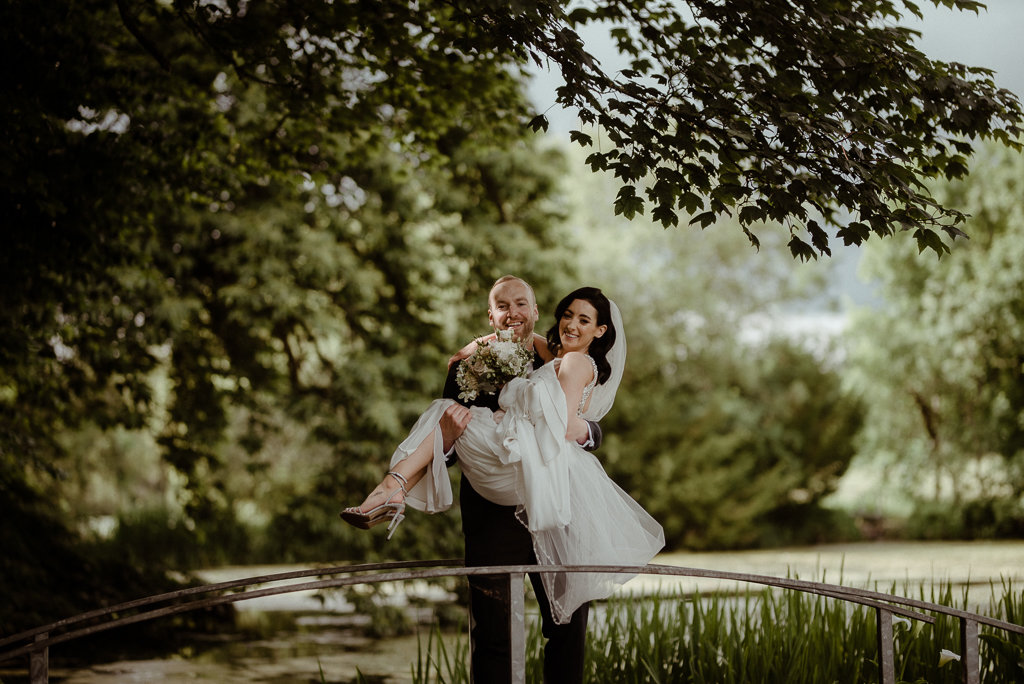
[389,399,523,509]
[389,360,665,624]
[499,361,665,624]
[387,400,457,513]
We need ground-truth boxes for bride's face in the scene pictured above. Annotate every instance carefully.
[558,299,606,355]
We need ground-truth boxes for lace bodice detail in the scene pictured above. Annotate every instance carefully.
[578,355,599,416]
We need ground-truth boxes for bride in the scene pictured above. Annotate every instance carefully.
[341,287,664,623]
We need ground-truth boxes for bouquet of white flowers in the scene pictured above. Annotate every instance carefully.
[455,329,534,402]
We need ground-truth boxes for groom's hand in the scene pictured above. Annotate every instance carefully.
[440,403,472,453]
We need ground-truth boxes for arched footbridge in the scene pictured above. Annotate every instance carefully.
[1,560,1021,683]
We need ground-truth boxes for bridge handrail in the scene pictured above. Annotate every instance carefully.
[0,558,460,650]
[2,561,1022,684]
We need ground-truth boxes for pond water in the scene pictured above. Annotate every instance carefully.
[10,541,1024,684]
[46,624,455,683]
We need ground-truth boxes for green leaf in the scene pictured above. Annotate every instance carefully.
[787,236,817,261]
[527,114,550,133]
[614,185,645,219]
[738,205,764,225]
[807,220,832,257]
[688,211,717,228]
[569,130,593,147]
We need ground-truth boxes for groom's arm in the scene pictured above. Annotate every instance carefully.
[582,420,603,450]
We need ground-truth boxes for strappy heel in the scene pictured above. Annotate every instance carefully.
[340,471,409,540]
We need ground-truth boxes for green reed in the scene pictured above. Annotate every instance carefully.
[412,579,1024,684]
[411,619,470,684]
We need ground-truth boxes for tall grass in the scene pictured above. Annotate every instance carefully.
[412,580,1024,684]
[411,620,470,684]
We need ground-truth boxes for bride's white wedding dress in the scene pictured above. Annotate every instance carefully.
[388,357,665,624]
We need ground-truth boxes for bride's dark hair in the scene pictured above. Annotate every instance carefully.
[545,287,616,385]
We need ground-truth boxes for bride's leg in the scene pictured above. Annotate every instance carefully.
[351,428,438,512]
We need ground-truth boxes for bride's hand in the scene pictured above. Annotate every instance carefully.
[448,340,477,369]
[447,333,497,369]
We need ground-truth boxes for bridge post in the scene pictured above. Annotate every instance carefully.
[508,571,526,684]
[876,608,895,684]
[29,632,48,684]
[960,617,979,684]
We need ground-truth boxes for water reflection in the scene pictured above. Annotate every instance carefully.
[54,606,467,684]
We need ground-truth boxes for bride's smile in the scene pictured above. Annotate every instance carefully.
[558,299,607,355]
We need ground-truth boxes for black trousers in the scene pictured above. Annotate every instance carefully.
[461,476,589,684]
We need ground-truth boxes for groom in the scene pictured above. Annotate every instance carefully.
[439,275,600,684]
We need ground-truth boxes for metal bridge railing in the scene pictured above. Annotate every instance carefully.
[2,560,1022,684]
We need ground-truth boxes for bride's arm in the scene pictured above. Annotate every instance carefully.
[555,352,594,443]
[533,333,554,363]
[446,333,495,369]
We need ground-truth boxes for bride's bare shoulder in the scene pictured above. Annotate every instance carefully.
[556,352,595,381]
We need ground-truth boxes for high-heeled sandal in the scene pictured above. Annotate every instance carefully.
[340,471,408,540]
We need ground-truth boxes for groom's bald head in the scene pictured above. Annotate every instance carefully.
[488,275,539,342]
[490,275,536,307]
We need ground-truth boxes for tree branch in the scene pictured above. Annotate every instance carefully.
[116,0,171,72]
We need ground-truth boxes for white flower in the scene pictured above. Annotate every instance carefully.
[491,340,519,362]
[938,649,961,667]
[455,331,533,401]
[892,616,911,630]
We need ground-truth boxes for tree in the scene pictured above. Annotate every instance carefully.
[524,0,1022,256]
[3,0,1018,473]
[1,0,1019,603]
[845,143,1024,536]
[0,0,580,622]
[560,153,864,549]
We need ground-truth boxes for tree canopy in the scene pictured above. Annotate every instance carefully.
[563,162,864,548]
[2,0,1022,628]
[3,1,1020,461]
[845,143,1024,535]
[522,0,1022,256]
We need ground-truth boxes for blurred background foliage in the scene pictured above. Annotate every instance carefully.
[2,0,1023,636]
[844,145,1024,540]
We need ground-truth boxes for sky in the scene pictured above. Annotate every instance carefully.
[907,0,1024,99]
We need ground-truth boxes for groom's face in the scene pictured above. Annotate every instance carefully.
[488,279,539,343]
